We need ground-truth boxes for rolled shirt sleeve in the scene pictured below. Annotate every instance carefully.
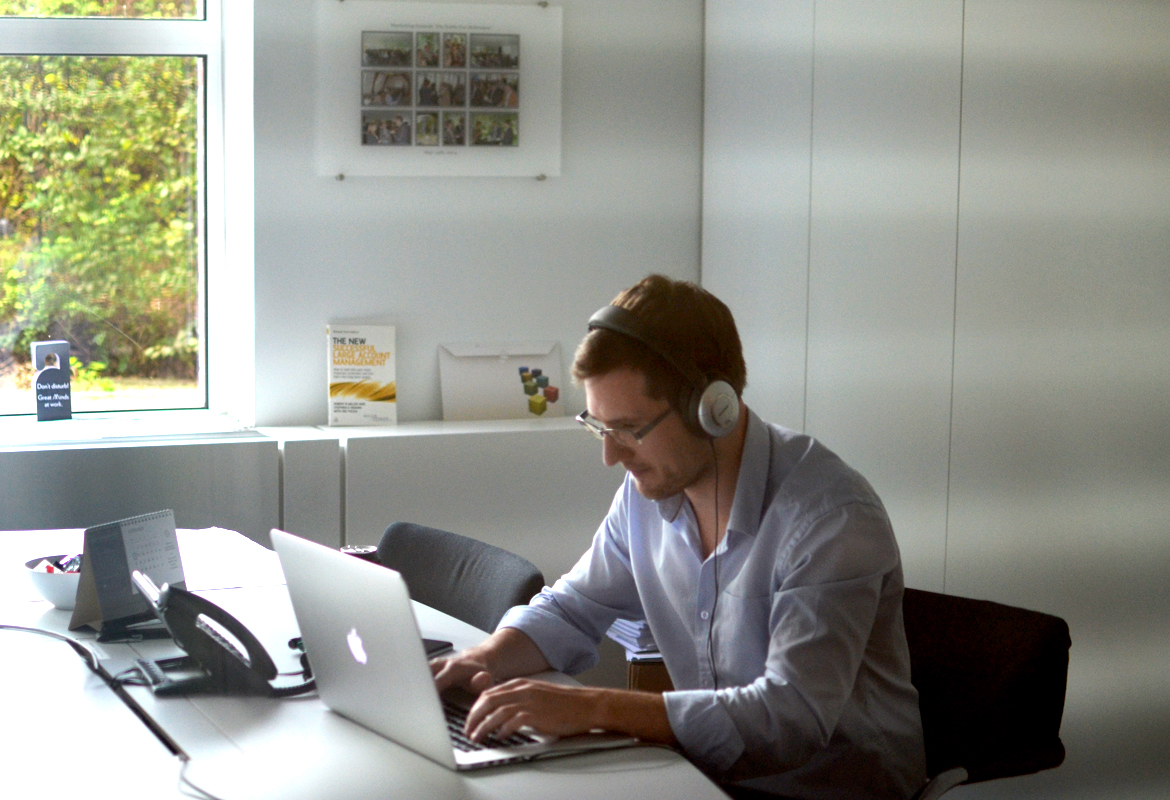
[499,489,645,675]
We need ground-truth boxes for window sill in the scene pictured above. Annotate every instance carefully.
[0,414,582,454]
[311,415,579,440]
[0,410,255,452]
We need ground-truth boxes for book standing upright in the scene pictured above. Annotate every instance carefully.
[327,324,397,426]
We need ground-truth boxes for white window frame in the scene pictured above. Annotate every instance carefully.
[0,2,255,431]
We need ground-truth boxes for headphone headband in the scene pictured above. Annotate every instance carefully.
[587,305,706,389]
[586,303,739,438]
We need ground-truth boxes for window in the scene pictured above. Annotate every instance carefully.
[0,2,201,19]
[0,1,246,421]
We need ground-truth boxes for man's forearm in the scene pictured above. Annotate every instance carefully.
[466,626,553,681]
[594,686,678,745]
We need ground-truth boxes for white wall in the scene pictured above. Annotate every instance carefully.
[705,0,963,593]
[704,1,1170,798]
[252,0,705,426]
[947,4,1170,797]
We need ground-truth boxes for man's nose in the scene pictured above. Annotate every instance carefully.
[602,433,630,467]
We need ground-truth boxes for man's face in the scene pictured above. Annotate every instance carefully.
[583,367,711,501]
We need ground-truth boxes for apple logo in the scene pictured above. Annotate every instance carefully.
[346,627,368,665]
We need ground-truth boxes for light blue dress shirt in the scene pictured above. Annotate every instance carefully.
[499,409,926,799]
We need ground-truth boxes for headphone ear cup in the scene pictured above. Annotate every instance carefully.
[697,380,739,438]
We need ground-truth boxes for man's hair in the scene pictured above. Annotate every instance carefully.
[571,275,747,415]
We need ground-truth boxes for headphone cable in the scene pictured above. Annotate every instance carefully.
[707,438,720,691]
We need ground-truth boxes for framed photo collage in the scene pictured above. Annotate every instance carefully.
[360,30,521,148]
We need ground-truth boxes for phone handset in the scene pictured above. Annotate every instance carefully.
[131,570,308,696]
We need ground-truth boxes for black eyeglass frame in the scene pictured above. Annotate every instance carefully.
[575,407,672,448]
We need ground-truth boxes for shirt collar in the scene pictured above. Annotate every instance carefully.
[726,407,770,538]
[654,491,686,523]
[652,407,770,537]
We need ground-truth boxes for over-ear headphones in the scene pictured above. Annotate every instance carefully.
[587,304,740,438]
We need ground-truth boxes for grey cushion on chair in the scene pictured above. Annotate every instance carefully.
[376,522,545,634]
[902,587,1071,785]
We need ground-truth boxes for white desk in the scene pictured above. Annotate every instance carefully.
[1,528,727,800]
[0,626,189,799]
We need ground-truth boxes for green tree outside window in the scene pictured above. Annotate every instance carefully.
[0,0,203,412]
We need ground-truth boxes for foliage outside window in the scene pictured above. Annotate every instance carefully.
[0,0,206,414]
[0,1,198,19]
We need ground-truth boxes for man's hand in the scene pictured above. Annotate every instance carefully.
[464,679,679,747]
[428,627,678,747]
[429,627,553,695]
[430,653,496,695]
[463,678,606,742]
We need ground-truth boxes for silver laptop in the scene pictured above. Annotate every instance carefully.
[270,529,637,770]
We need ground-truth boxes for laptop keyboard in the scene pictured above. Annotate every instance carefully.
[442,696,539,752]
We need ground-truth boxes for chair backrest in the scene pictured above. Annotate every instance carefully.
[376,522,545,634]
[902,588,1071,784]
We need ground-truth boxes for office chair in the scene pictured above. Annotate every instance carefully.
[904,587,1071,800]
[376,522,546,634]
[625,589,1070,800]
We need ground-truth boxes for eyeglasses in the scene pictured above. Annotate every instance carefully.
[575,407,672,449]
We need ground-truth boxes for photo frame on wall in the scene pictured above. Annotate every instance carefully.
[315,1,563,177]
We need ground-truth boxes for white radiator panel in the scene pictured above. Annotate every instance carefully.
[0,437,279,546]
[341,420,625,586]
[263,428,342,548]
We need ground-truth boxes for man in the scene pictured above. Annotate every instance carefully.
[392,115,411,145]
[433,275,926,799]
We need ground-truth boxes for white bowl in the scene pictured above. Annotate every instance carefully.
[25,555,81,609]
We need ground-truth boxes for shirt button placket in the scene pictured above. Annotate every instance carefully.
[696,559,716,687]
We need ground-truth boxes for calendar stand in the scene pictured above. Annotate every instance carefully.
[69,510,187,636]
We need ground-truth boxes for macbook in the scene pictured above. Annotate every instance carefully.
[270,528,637,770]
